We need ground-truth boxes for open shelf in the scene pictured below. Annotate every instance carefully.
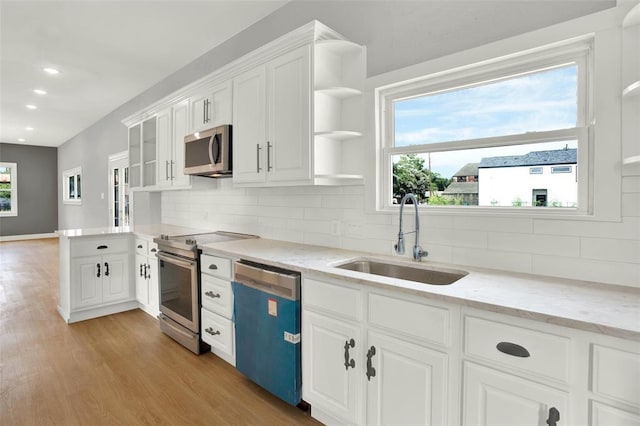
[315,130,362,141]
[623,80,640,98]
[315,86,362,99]
[623,155,640,165]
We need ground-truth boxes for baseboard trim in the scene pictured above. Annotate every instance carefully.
[0,233,58,242]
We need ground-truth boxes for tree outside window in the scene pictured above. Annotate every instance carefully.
[0,162,17,216]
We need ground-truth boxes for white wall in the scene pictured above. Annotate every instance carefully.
[162,5,639,289]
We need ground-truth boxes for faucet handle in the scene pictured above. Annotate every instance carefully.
[413,245,428,261]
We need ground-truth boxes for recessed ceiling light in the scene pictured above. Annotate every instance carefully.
[26,104,37,110]
[26,127,34,131]
[18,138,26,142]
[33,89,47,95]
[43,67,60,75]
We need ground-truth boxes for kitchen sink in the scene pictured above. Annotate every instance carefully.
[334,259,467,285]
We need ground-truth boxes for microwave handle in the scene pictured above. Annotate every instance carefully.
[208,133,221,165]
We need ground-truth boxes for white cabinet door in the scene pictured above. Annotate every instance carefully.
[366,331,449,426]
[135,253,149,305]
[463,361,568,426]
[266,45,311,183]
[101,253,130,303]
[71,256,102,309]
[156,108,172,187]
[190,81,232,132]
[172,100,190,187]
[147,256,159,314]
[302,310,362,425]
[233,66,267,184]
[190,92,210,132]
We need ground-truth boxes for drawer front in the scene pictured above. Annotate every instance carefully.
[201,275,233,318]
[464,315,571,383]
[302,277,361,321]
[71,236,130,257]
[135,238,148,255]
[147,241,158,258]
[201,254,232,279]
[368,292,450,347]
[591,344,640,407]
[201,309,233,355]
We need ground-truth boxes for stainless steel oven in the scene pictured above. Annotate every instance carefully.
[154,231,258,354]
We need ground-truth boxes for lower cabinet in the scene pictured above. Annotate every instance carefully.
[134,236,159,317]
[58,234,136,323]
[462,361,568,426]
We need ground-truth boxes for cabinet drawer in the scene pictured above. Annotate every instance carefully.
[591,344,640,407]
[71,237,130,257]
[368,292,450,347]
[464,315,571,383]
[201,309,233,355]
[135,238,148,255]
[200,254,232,279]
[201,275,233,318]
[303,278,361,321]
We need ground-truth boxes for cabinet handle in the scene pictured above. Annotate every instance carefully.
[366,346,376,381]
[496,341,530,358]
[137,244,143,249]
[146,264,151,279]
[104,262,109,277]
[96,263,101,278]
[546,407,560,426]
[205,291,221,298]
[139,264,144,277]
[170,161,175,180]
[208,264,218,270]
[256,144,262,173]
[143,263,147,280]
[150,248,157,253]
[165,160,170,181]
[97,245,108,250]
[344,338,356,370]
[203,99,208,124]
[267,141,273,172]
[205,327,220,336]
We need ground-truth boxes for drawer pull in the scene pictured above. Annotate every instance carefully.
[150,248,157,253]
[205,291,221,299]
[205,327,220,336]
[208,264,218,270]
[97,245,108,250]
[496,341,530,358]
[137,244,143,249]
[546,407,560,426]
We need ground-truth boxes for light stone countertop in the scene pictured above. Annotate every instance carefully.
[200,238,640,342]
[56,224,210,239]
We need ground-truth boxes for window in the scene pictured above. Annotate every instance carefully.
[378,37,592,213]
[63,167,82,205]
[0,162,17,216]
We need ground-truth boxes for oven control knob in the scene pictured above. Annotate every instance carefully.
[185,238,197,245]
[160,234,169,240]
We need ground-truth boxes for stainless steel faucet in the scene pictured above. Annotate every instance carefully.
[395,193,428,261]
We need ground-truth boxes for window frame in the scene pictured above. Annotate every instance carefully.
[63,166,82,205]
[0,162,18,217]
[376,36,594,216]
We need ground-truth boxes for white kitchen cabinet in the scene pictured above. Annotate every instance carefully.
[128,116,157,189]
[59,234,136,323]
[233,45,311,185]
[200,252,235,365]
[189,80,232,132]
[134,236,159,316]
[366,330,448,426]
[463,361,569,426]
[302,309,363,425]
[157,101,191,189]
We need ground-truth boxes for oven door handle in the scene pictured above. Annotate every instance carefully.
[157,251,197,268]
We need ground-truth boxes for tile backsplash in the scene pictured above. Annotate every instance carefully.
[162,176,639,288]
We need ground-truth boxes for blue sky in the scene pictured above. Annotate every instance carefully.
[393,64,578,178]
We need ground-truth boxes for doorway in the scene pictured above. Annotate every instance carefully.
[108,151,130,227]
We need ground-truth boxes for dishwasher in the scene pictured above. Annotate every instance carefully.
[232,260,302,406]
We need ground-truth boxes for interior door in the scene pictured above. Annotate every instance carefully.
[108,152,130,227]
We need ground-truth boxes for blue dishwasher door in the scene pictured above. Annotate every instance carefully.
[232,281,301,406]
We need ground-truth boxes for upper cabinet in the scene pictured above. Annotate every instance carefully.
[622,3,640,168]
[128,116,157,189]
[189,81,232,132]
[124,21,366,189]
[233,46,311,185]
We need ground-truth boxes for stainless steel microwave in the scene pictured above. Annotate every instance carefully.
[184,125,232,177]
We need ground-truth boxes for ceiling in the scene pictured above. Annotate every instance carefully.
[0,0,287,147]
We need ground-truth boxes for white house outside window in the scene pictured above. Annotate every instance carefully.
[0,162,18,216]
[377,37,592,214]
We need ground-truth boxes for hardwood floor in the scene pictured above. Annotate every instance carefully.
[0,238,319,425]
